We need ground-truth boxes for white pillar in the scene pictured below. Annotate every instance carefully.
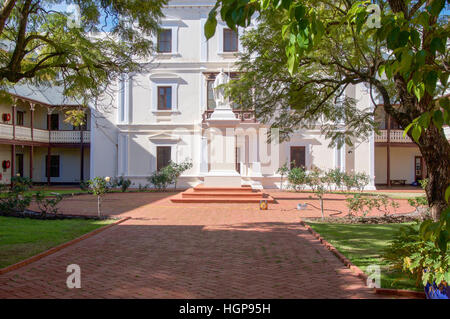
[200,134,208,175]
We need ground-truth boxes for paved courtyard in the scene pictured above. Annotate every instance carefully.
[0,191,409,298]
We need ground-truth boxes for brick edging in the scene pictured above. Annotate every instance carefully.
[299,219,426,299]
[0,216,131,275]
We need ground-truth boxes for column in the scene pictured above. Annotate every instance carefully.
[30,103,35,141]
[11,144,15,185]
[80,127,84,181]
[200,134,208,175]
[387,116,391,187]
[29,145,33,182]
[47,147,51,185]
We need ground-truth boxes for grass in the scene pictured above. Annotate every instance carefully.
[0,216,114,268]
[307,221,420,291]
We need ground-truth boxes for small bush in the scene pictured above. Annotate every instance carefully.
[342,173,356,191]
[148,167,172,191]
[346,194,398,217]
[34,191,64,216]
[113,176,132,192]
[326,168,344,191]
[287,167,307,191]
[0,177,33,214]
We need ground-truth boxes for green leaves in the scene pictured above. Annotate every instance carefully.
[205,4,219,39]
[430,37,446,56]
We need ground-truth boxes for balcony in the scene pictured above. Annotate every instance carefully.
[202,109,257,123]
[375,129,412,143]
[0,123,90,144]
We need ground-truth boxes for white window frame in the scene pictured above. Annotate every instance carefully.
[153,25,179,56]
[149,76,180,113]
[217,23,242,55]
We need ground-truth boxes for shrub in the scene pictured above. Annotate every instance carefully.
[326,168,344,191]
[0,177,33,214]
[148,167,172,191]
[342,173,356,191]
[384,208,450,288]
[276,162,290,190]
[88,176,113,217]
[169,159,193,190]
[287,166,307,191]
[148,159,192,191]
[354,172,370,192]
[79,180,90,192]
[113,176,132,192]
[34,192,64,216]
[306,168,327,219]
[346,194,399,217]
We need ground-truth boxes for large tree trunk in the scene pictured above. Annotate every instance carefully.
[416,126,450,221]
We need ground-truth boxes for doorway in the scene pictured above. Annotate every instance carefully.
[15,153,24,178]
[414,156,426,182]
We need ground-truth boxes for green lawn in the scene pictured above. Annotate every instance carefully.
[0,216,114,268]
[307,222,420,291]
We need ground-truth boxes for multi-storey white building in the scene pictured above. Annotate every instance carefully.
[4,0,447,188]
[90,0,377,190]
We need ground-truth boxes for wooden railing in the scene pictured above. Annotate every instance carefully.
[202,109,257,123]
[375,129,412,143]
[0,123,90,144]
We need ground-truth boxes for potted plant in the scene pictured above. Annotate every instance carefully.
[414,206,449,299]
[384,207,449,299]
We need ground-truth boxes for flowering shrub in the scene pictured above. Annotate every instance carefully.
[88,176,113,217]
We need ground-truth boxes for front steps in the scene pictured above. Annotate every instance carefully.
[171,184,275,203]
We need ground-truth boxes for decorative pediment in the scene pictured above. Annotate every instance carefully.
[148,132,180,143]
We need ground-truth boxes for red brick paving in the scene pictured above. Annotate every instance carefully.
[0,191,411,299]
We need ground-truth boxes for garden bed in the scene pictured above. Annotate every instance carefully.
[304,213,421,224]
[306,221,421,291]
[0,209,112,220]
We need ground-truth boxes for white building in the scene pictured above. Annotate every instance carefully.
[90,0,377,190]
[3,0,445,189]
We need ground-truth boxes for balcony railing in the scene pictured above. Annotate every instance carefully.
[375,129,412,143]
[0,123,90,144]
[202,109,257,123]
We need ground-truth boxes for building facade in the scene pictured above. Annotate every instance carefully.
[90,0,376,190]
[5,0,447,189]
[0,86,90,185]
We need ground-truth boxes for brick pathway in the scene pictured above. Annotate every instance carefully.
[1,192,389,298]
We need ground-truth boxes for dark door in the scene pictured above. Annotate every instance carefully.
[415,156,424,182]
[15,154,24,177]
[235,147,240,174]
[157,146,171,171]
[290,146,306,169]
[49,114,59,130]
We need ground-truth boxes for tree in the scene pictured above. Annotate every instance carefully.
[0,0,166,119]
[205,0,450,220]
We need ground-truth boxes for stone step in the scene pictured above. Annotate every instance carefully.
[193,185,254,192]
[182,191,264,197]
[171,196,275,203]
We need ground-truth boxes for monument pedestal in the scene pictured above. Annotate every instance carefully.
[204,107,241,188]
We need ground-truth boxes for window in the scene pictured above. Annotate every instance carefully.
[207,80,216,110]
[223,28,238,52]
[290,146,306,169]
[16,111,24,126]
[157,29,172,53]
[45,155,60,177]
[157,86,172,110]
[49,114,59,130]
[206,74,240,110]
[157,146,171,171]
